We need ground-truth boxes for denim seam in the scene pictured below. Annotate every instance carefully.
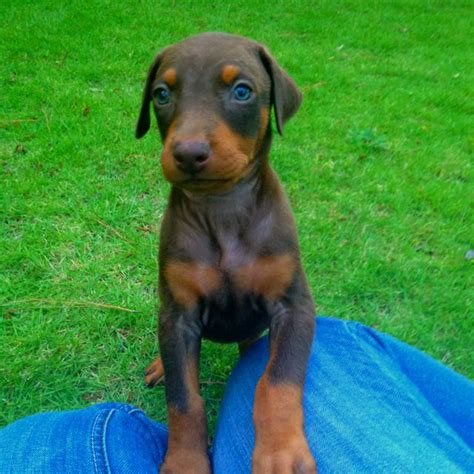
[91,411,101,473]
[91,409,114,474]
[114,405,168,437]
[116,405,167,435]
[101,409,114,474]
[112,404,167,466]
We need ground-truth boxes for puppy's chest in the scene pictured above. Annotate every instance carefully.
[164,235,295,310]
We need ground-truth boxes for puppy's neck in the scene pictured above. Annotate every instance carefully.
[182,166,261,206]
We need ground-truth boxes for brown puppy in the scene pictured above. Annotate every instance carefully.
[136,32,316,474]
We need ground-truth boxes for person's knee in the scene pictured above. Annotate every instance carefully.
[90,404,168,473]
[0,404,168,474]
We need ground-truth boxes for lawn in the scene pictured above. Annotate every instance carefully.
[1,1,472,431]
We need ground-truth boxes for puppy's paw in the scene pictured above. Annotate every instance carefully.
[253,435,317,474]
[144,357,164,387]
[160,450,211,474]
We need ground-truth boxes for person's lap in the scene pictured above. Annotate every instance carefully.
[1,317,473,473]
[213,318,474,472]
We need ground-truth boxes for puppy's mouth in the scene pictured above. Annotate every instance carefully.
[177,176,237,193]
[183,177,230,183]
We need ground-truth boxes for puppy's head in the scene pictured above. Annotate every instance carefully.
[136,33,301,192]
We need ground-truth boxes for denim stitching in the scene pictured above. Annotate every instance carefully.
[94,403,167,466]
[91,409,114,474]
[101,409,114,474]
[91,411,101,473]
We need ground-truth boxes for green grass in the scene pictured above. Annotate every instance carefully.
[1,1,472,430]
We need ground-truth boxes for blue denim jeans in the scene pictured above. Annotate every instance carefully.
[1,317,473,473]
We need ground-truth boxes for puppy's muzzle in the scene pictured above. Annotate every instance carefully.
[173,139,211,175]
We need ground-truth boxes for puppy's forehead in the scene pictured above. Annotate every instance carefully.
[158,33,267,86]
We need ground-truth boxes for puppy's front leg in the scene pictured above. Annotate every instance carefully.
[159,307,210,474]
[253,282,317,474]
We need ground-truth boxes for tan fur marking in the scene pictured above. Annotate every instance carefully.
[161,120,180,182]
[256,107,269,151]
[163,68,177,86]
[221,64,240,85]
[253,376,316,472]
[254,377,303,436]
[165,261,222,308]
[165,396,210,472]
[161,116,259,191]
[144,357,164,386]
[235,254,295,299]
[208,121,255,182]
[163,356,209,472]
[161,118,255,190]
[184,354,200,393]
[260,108,269,135]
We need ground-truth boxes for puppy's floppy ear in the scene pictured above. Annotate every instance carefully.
[135,51,164,139]
[258,46,302,135]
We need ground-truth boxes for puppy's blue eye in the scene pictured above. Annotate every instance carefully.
[233,84,252,101]
[153,87,170,105]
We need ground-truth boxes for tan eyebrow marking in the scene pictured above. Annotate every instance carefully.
[221,65,240,85]
[163,68,177,86]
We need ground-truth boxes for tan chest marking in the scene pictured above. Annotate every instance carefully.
[235,254,295,300]
[165,254,294,308]
[164,262,222,309]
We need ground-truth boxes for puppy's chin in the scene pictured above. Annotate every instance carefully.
[169,176,239,194]
[161,158,256,194]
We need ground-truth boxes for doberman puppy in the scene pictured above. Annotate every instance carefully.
[136,32,316,474]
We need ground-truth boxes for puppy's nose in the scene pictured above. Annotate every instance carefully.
[173,140,210,175]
